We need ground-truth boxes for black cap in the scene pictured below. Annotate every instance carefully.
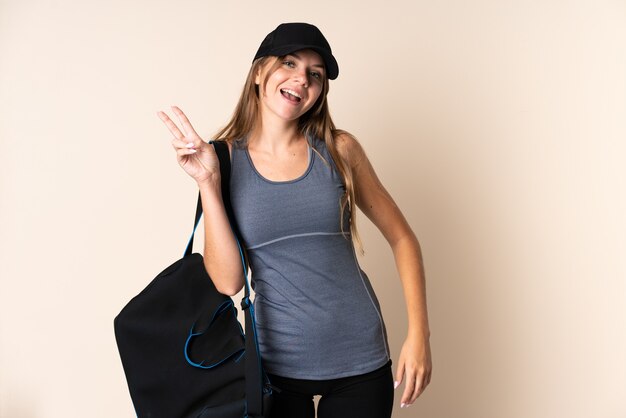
[253,22,339,80]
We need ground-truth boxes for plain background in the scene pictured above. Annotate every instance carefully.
[1,0,625,417]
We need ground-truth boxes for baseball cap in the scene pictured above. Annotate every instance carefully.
[252,22,339,80]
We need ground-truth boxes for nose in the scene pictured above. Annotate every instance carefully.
[294,67,309,87]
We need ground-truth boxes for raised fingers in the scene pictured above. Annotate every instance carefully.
[157,110,185,140]
[171,106,201,139]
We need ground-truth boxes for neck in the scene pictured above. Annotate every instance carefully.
[248,110,305,154]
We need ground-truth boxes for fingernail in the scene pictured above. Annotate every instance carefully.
[401,403,406,408]
[393,381,399,389]
[189,149,197,153]
[186,142,195,148]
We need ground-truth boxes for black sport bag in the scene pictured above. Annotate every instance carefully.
[114,140,274,417]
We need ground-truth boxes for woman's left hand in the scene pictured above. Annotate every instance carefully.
[394,333,432,408]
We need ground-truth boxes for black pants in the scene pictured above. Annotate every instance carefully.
[266,360,394,418]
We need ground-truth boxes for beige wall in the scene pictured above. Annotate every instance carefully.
[1,0,625,417]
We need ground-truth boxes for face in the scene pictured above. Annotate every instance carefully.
[255,48,326,123]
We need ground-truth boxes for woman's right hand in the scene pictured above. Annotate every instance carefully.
[156,105,220,185]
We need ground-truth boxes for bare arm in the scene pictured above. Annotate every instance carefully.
[197,174,245,296]
[336,132,432,408]
[157,106,245,296]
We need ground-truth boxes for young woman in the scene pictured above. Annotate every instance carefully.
[157,22,431,418]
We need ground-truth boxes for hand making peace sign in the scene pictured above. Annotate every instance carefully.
[156,106,220,185]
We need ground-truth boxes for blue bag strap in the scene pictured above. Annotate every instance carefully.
[183,140,265,417]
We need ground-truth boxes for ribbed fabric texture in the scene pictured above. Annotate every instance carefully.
[229,133,390,380]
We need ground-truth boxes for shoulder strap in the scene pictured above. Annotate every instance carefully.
[183,139,265,417]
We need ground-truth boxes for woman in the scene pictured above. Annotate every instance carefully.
[157,22,431,418]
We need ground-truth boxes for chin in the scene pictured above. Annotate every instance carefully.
[265,100,312,121]
[277,108,307,121]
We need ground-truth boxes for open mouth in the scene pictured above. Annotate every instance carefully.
[280,88,302,103]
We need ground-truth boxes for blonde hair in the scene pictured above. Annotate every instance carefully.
[211,55,365,255]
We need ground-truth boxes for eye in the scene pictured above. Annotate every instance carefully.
[282,58,323,81]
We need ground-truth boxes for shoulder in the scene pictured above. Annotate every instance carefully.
[333,129,367,172]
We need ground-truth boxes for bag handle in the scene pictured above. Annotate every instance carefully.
[183,140,266,417]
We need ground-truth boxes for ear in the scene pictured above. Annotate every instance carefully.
[254,66,262,85]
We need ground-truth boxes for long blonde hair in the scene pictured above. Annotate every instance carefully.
[211,55,365,255]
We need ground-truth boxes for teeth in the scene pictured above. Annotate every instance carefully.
[281,88,301,99]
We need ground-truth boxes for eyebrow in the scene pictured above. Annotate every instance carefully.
[288,52,325,71]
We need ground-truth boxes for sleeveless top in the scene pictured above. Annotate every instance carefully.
[229,132,391,380]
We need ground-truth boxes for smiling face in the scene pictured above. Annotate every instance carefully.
[254,48,326,123]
